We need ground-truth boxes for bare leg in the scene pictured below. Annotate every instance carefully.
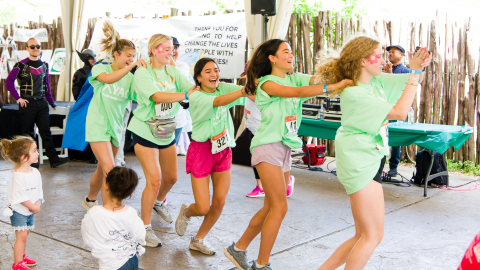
[256,179,263,190]
[87,141,118,202]
[155,145,178,202]
[14,230,28,265]
[135,144,161,225]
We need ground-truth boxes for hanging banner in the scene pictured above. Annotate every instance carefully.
[89,13,247,79]
[13,28,49,43]
[49,48,66,75]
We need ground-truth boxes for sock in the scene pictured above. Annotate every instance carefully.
[194,237,203,241]
[256,262,266,268]
[144,224,151,230]
[86,197,96,202]
[154,200,163,206]
[233,245,245,252]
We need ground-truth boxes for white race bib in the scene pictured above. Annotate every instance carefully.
[211,126,230,154]
[155,102,174,116]
[285,115,298,135]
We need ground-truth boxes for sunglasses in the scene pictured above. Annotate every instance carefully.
[29,45,41,49]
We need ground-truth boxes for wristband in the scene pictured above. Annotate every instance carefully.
[323,84,328,94]
[185,91,188,100]
[406,82,419,86]
[39,199,43,203]
[408,76,420,82]
[409,69,421,75]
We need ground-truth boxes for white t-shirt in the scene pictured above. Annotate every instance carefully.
[7,168,43,216]
[174,61,192,130]
[81,205,146,270]
[245,98,262,135]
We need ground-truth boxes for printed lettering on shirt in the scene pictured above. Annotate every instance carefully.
[107,229,138,259]
[102,83,129,101]
[212,106,227,127]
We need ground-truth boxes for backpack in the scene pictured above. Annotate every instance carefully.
[302,144,326,166]
[413,150,448,186]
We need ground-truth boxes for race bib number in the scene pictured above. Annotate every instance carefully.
[285,115,298,135]
[155,102,174,116]
[211,127,230,154]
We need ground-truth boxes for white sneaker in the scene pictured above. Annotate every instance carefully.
[153,202,173,225]
[144,227,162,247]
[81,197,98,211]
[175,203,191,236]
[189,236,216,255]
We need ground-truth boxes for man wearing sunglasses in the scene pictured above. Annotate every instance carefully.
[6,37,69,168]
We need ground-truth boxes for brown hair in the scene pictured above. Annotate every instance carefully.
[193,58,219,87]
[100,20,136,59]
[105,167,139,201]
[245,39,288,95]
[0,136,36,168]
[314,35,380,96]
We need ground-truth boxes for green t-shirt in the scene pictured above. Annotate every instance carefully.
[335,72,409,194]
[250,73,312,152]
[127,64,194,145]
[189,82,244,146]
[85,64,134,147]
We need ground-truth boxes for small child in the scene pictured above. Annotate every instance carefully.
[1,136,43,270]
[81,167,146,270]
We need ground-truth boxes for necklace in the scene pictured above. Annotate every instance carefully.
[152,66,166,89]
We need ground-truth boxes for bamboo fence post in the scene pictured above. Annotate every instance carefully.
[455,25,466,162]
[290,14,296,70]
[465,18,476,162]
[326,11,333,50]
[447,22,459,159]
[432,20,443,124]
[423,20,435,124]
[418,22,426,124]
[334,12,341,50]
[442,15,451,125]
[303,13,312,74]
[296,14,304,73]
[313,15,318,60]
[357,15,365,33]
[407,21,417,160]
[341,17,347,49]
[318,11,326,54]
[476,61,480,165]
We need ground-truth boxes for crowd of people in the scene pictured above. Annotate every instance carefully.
[6,19,478,270]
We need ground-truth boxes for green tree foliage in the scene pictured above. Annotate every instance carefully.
[0,0,17,26]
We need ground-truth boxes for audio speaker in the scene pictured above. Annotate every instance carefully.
[251,0,276,16]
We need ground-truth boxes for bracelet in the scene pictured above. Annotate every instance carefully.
[409,69,421,75]
[408,76,420,82]
[39,199,43,203]
[323,84,328,94]
[406,82,419,86]
[185,91,188,100]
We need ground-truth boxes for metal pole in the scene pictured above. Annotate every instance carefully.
[263,14,269,42]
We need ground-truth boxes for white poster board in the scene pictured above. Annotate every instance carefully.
[89,13,247,79]
[49,48,66,75]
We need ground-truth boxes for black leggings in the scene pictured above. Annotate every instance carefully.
[246,128,260,179]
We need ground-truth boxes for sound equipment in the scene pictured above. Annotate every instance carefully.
[302,103,322,119]
[316,95,342,122]
[251,0,277,16]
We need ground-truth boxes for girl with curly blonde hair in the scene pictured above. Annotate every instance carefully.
[315,35,431,270]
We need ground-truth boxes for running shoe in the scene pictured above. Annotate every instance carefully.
[11,261,31,270]
[144,226,162,247]
[189,236,216,255]
[81,196,98,211]
[175,203,191,236]
[249,260,273,270]
[286,176,295,198]
[22,254,36,267]
[224,242,251,270]
[246,186,265,198]
[153,202,173,224]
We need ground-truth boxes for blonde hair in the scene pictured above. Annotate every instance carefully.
[100,20,135,59]
[314,35,380,96]
[148,33,174,83]
[0,136,36,169]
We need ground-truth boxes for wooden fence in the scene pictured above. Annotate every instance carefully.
[2,10,479,165]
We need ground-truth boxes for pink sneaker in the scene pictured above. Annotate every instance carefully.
[12,261,32,270]
[23,254,37,266]
[163,197,168,206]
[246,186,265,197]
[286,176,295,197]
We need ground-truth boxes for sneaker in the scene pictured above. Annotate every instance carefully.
[224,242,251,270]
[22,254,36,266]
[163,197,168,206]
[387,169,398,177]
[286,176,295,197]
[49,157,69,168]
[153,202,173,225]
[144,226,162,247]
[175,203,191,236]
[189,236,216,255]
[81,197,98,211]
[246,186,265,198]
[12,261,31,270]
[249,260,272,270]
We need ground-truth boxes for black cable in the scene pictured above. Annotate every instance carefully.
[441,179,478,189]
[382,172,412,187]
[292,163,337,176]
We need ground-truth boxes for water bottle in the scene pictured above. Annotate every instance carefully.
[407,107,414,124]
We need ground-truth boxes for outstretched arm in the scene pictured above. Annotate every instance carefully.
[213,88,248,107]
[261,79,352,98]
[151,85,200,103]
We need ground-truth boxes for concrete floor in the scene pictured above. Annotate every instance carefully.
[0,152,478,270]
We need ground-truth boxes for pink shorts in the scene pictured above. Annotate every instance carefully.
[186,140,232,178]
[251,141,292,173]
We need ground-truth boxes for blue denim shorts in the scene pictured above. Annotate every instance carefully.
[10,211,35,231]
[118,255,138,270]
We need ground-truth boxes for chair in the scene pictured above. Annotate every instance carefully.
[35,106,71,164]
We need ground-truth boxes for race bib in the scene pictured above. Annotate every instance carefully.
[211,126,230,154]
[285,115,298,135]
[155,102,174,116]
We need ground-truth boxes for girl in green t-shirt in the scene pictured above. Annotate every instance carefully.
[174,58,249,255]
[82,20,146,212]
[224,39,350,270]
[314,36,431,270]
[126,34,199,248]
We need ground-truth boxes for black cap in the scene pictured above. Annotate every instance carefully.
[172,37,180,46]
[386,45,405,54]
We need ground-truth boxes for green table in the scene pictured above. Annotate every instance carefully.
[298,119,474,196]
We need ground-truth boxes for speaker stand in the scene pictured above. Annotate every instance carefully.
[263,14,270,42]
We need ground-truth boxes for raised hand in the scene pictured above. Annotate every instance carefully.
[131,59,147,69]
[384,62,393,73]
[408,47,430,71]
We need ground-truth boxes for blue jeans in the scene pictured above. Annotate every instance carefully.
[118,255,138,270]
[10,211,35,231]
[174,128,183,146]
[388,120,401,170]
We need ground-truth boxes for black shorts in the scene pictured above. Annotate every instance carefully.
[132,132,175,149]
[373,156,387,183]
